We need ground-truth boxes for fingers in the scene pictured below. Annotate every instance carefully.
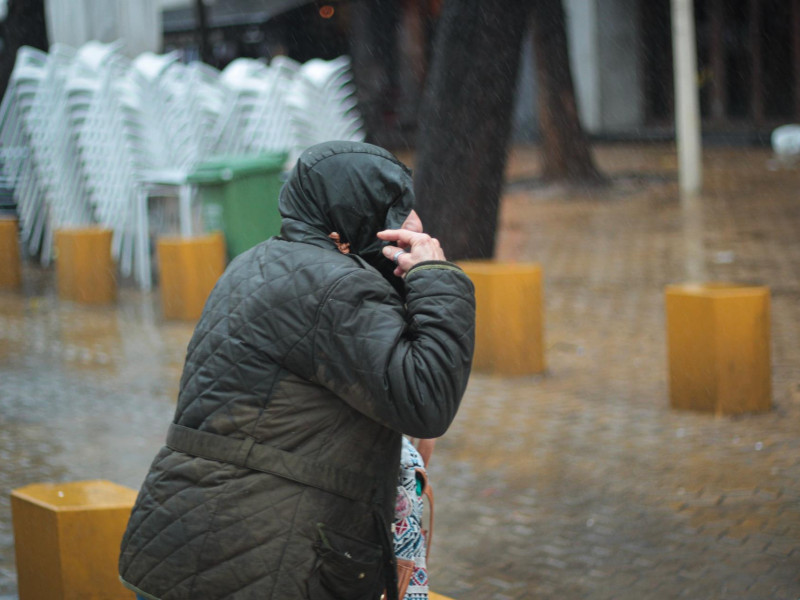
[381,244,408,263]
[379,229,446,277]
[376,228,422,245]
[377,229,441,251]
[381,245,413,278]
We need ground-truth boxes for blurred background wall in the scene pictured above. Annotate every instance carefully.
[45,0,161,57]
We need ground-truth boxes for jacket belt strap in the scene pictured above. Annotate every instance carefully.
[166,423,381,504]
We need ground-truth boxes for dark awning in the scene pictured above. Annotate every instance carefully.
[163,0,315,33]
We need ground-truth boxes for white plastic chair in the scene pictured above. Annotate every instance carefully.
[7,44,96,262]
[243,56,299,155]
[285,56,364,163]
[213,58,275,156]
[0,47,48,256]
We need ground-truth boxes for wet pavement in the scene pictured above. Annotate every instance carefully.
[1,143,799,599]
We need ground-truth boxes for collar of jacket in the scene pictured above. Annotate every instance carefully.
[279,217,340,251]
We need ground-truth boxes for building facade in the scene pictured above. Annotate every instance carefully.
[160,0,800,142]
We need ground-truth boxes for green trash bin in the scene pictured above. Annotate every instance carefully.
[187,153,288,259]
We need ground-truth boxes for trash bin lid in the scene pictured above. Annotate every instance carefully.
[187,152,288,184]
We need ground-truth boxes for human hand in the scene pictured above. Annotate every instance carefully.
[377,228,446,277]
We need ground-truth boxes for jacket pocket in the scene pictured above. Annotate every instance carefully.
[308,523,384,600]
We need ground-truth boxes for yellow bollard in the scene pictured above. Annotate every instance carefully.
[11,480,137,600]
[665,283,771,415]
[0,216,22,289]
[157,232,226,320]
[55,228,116,304]
[458,261,545,376]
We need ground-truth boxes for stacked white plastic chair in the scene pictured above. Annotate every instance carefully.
[77,47,143,282]
[137,55,224,174]
[0,47,48,256]
[213,54,365,161]
[226,56,299,156]
[0,48,47,187]
[213,58,269,156]
[137,58,225,270]
[213,57,297,157]
[125,53,208,289]
[31,43,108,263]
[0,42,130,264]
[0,45,364,289]
[246,55,300,155]
[284,55,364,163]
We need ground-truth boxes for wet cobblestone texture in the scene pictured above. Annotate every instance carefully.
[1,144,799,598]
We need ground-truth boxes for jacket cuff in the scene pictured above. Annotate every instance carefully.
[406,260,465,278]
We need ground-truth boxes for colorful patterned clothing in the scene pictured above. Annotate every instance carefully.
[394,437,429,600]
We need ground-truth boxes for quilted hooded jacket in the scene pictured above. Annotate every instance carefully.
[118,141,476,600]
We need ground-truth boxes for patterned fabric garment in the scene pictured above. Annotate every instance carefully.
[394,438,429,600]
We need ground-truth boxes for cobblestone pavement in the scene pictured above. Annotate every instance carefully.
[1,143,799,599]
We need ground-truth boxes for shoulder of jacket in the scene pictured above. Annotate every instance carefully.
[323,259,394,301]
[261,239,395,301]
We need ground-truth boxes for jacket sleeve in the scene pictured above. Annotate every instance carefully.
[311,261,475,438]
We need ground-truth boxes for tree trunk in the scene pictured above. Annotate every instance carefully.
[396,0,427,132]
[0,0,49,102]
[414,1,532,260]
[195,0,212,64]
[348,0,396,146]
[531,0,605,184]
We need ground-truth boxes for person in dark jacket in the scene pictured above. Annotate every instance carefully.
[118,141,475,600]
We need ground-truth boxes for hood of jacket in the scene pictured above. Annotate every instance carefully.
[279,141,415,269]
